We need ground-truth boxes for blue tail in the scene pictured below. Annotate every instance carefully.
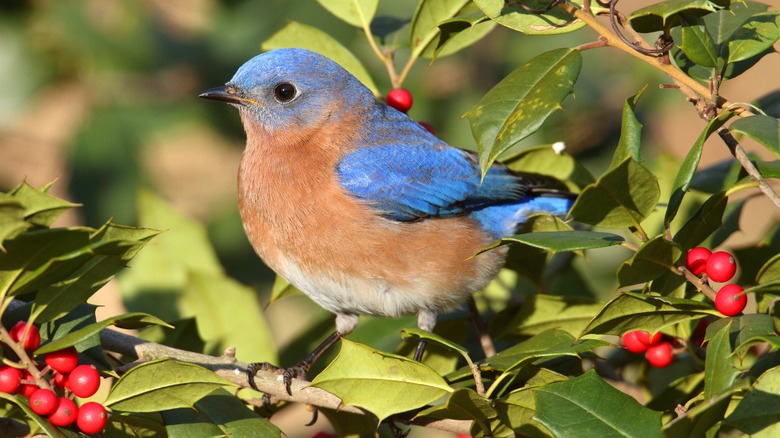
[470,195,575,239]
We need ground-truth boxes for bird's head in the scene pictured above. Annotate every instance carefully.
[200,48,374,135]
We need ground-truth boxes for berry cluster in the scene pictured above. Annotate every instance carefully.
[384,88,436,135]
[686,248,746,316]
[621,248,747,368]
[1,321,108,434]
[621,330,674,367]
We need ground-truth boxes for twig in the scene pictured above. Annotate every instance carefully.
[676,265,717,301]
[717,127,780,210]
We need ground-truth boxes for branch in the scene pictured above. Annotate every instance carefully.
[717,127,780,210]
[6,300,472,435]
[557,2,738,115]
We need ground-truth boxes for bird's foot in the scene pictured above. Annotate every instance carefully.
[246,361,312,396]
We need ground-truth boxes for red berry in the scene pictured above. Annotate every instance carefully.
[705,251,737,282]
[49,397,78,427]
[645,342,674,367]
[45,347,79,374]
[621,331,648,353]
[76,402,108,434]
[418,121,435,135]
[636,331,662,347]
[686,247,711,275]
[19,370,37,397]
[386,88,413,113]
[715,284,747,316]
[0,365,22,393]
[52,371,69,389]
[29,388,58,416]
[68,365,100,398]
[9,321,41,351]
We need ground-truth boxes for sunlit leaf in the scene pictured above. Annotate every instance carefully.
[409,0,469,57]
[493,295,604,338]
[730,115,780,159]
[611,86,646,168]
[726,365,780,436]
[465,48,582,173]
[493,230,625,254]
[474,0,599,35]
[310,339,452,422]
[315,0,378,28]
[679,15,718,67]
[726,11,780,63]
[105,359,234,412]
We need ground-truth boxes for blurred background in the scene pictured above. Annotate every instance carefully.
[1,0,777,436]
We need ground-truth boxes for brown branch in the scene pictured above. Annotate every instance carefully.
[676,265,717,301]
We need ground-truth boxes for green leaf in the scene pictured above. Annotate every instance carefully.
[104,359,234,411]
[409,0,469,57]
[431,10,496,59]
[580,292,717,337]
[663,383,745,437]
[665,96,731,227]
[502,144,595,189]
[495,387,556,437]
[617,236,682,287]
[310,339,452,422]
[465,48,582,173]
[534,370,663,438]
[569,158,660,229]
[730,115,780,159]
[474,0,596,35]
[629,0,724,33]
[181,271,277,363]
[31,223,157,323]
[0,193,27,248]
[707,1,766,45]
[757,253,780,284]
[9,182,80,227]
[727,365,780,436]
[493,295,604,338]
[706,197,745,248]
[478,330,608,374]
[164,388,281,438]
[610,86,646,168]
[401,327,474,369]
[679,15,718,67]
[726,11,780,63]
[495,231,625,254]
[416,388,495,432]
[261,21,379,96]
[704,320,739,399]
[268,274,301,304]
[36,312,171,354]
[673,191,728,251]
[706,314,778,357]
[315,0,377,28]
[105,412,167,437]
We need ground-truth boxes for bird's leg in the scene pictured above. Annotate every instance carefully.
[413,309,437,362]
[467,295,496,358]
[247,331,342,395]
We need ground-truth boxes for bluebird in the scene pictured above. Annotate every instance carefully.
[199,48,575,392]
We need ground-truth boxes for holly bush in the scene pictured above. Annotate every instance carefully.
[1,0,779,437]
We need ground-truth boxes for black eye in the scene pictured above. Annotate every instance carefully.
[273,82,297,102]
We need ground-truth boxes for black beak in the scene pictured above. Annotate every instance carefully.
[199,85,246,105]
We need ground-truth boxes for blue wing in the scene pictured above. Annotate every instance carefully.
[336,140,526,222]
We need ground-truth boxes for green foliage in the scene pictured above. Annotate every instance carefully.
[1,0,779,436]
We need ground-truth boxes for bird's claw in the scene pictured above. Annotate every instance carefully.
[246,361,311,396]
